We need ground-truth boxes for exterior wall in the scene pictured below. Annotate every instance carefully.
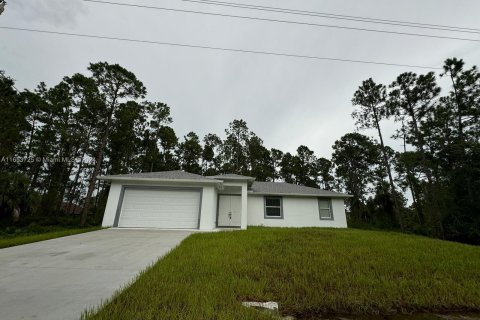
[101,180,219,230]
[102,181,122,227]
[199,185,217,230]
[247,195,348,228]
[101,179,349,230]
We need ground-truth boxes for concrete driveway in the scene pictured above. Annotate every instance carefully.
[0,229,193,320]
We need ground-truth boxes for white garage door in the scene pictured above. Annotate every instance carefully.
[118,188,201,229]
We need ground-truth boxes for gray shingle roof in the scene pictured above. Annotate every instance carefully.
[98,170,216,181]
[250,181,350,198]
[98,171,350,197]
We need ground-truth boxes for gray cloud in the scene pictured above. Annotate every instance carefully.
[9,0,87,27]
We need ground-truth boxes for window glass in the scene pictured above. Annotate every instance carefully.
[265,197,282,218]
[318,199,330,209]
[319,209,332,219]
[266,197,281,207]
[318,199,333,219]
[266,207,281,217]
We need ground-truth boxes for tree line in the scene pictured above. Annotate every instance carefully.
[0,58,478,244]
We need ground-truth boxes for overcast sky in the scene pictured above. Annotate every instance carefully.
[1,0,479,158]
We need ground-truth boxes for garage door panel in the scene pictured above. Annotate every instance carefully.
[118,188,201,229]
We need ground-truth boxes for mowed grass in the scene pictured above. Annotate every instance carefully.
[0,226,102,249]
[83,228,480,319]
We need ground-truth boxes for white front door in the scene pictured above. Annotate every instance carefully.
[217,195,241,227]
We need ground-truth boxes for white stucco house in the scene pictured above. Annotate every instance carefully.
[99,170,351,230]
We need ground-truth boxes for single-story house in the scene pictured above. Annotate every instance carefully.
[99,170,351,230]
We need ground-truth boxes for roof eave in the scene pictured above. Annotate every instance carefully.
[248,191,352,198]
[212,176,256,181]
[97,176,222,184]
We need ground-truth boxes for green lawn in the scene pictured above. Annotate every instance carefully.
[83,228,480,320]
[0,225,102,249]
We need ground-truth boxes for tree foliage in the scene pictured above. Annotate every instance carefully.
[1,57,479,244]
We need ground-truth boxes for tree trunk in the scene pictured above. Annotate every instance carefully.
[372,108,404,230]
[95,181,107,221]
[67,129,92,213]
[12,206,20,223]
[80,114,113,226]
[401,122,423,224]
[406,104,443,237]
[67,154,85,213]
[27,159,43,194]
[60,146,79,214]
[26,111,38,160]
[449,72,464,140]
[408,180,422,223]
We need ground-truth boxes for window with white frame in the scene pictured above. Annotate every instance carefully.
[264,197,282,218]
[318,198,333,220]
